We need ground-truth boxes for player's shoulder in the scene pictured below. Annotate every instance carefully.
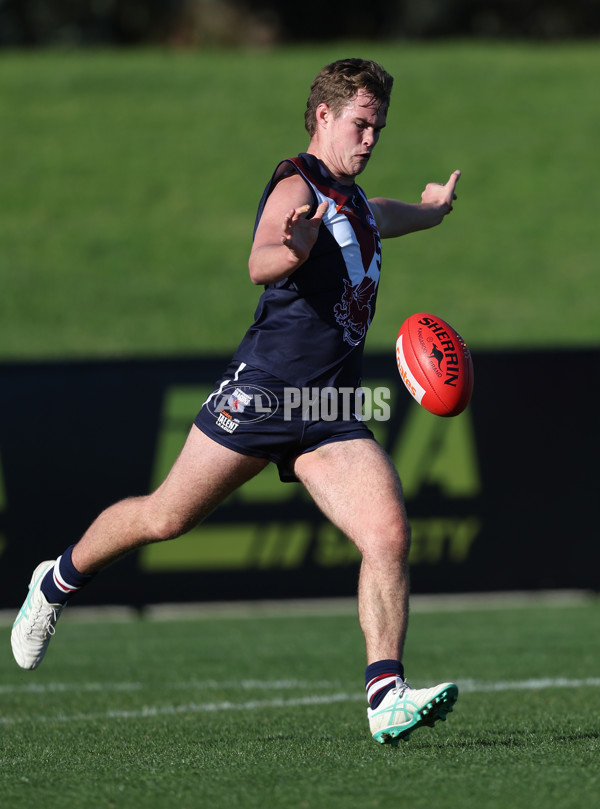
[266,169,314,210]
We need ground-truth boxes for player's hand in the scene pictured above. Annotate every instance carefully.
[421,169,461,213]
[281,201,329,262]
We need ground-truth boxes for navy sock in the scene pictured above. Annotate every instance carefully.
[365,659,405,709]
[40,545,95,605]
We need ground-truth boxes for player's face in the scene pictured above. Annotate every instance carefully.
[318,89,388,185]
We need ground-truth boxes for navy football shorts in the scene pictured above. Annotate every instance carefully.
[194,360,375,482]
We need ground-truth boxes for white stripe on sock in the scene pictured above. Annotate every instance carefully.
[53,557,79,594]
[366,675,397,704]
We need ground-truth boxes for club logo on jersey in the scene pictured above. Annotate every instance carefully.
[335,203,377,231]
[333,276,377,347]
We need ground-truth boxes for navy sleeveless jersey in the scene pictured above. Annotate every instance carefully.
[232,153,382,388]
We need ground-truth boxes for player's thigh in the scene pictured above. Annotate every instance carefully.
[149,424,269,533]
[293,438,409,556]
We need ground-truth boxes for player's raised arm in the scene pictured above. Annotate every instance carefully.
[369,169,461,239]
[249,174,329,285]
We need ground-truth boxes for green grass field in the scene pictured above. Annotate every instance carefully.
[1,42,599,359]
[1,596,598,809]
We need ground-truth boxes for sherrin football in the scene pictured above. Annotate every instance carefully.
[396,313,474,417]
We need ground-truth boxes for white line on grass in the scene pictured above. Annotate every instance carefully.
[0,681,144,695]
[459,677,600,693]
[0,693,358,726]
[1,677,599,726]
[0,678,335,696]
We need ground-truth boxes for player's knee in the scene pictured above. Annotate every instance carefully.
[360,518,411,562]
[385,523,411,560]
[371,520,411,559]
[144,509,194,543]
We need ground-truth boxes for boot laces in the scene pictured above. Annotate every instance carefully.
[393,677,410,695]
[27,597,59,639]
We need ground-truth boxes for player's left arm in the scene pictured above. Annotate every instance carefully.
[369,170,460,238]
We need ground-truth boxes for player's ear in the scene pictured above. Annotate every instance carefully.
[315,103,331,130]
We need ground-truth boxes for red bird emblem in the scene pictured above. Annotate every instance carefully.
[333,277,377,347]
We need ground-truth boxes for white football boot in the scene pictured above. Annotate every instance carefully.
[11,561,65,670]
[368,678,458,744]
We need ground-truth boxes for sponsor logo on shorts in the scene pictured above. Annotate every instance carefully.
[227,387,252,414]
[207,384,279,424]
[216,410,240,434]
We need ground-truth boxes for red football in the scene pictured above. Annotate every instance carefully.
[396,313,474,417]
